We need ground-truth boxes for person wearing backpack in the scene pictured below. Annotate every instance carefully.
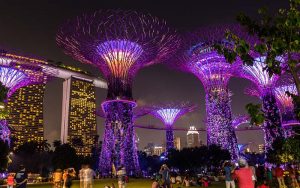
[159,164,171,188]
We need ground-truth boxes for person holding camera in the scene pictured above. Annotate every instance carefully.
[159,164,171,188]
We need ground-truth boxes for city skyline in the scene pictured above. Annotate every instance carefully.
[0,0,287,150]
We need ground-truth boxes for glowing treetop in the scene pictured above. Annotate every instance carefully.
[275,84,297,111]
[150,103,195,150]
[178,25,249,91]
[57,10,179,100]
[0,51,54,97]
[151,103,196,126]
[240,56,284,91]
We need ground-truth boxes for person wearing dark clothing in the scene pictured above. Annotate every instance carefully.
[65,169,73,188]
[159,164,171,188]
[15,166,28,188]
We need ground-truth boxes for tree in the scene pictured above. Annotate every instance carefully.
[267,137,300,163]
[215,0,300,122]
[167,145,230,174]
[52,143,78,170]
[0,140,9,172]
[12,141,52,173]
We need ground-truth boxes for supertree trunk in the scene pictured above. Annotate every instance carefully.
[99,100,134,174]
[205,88,238,160]
[166,126,174,151]
[99,125,113,174]
[124,124,140,175]
[262,90,284,150]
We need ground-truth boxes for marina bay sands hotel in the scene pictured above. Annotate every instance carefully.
[4,53,107,156]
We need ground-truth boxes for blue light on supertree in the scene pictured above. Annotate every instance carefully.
[150,103,195,151]
[57,10,180,174]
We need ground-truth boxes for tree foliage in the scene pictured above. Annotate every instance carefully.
[0,140,9,172]
[52,143,78,170]
[215,0,300,120]
[167,145,230,173]
[266,137,300,164]
[246,103,265,126]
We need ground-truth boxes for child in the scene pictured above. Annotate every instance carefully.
[7,173,16,188]
[152,178,160,188]
[201,177,209,187]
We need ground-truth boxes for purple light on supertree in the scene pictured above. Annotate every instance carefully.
[57,10,179,174]
[0,120,10,145]
[240,56,285,150]
[150,103,195,151]
[96,106,150,175]
[175,25,243,160]
[232,115,250,128]
[274,84,300,137]
[0,67,29,98]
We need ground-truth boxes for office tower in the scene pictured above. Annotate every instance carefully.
[61,76,97,156]
[187,126,200,148]
[7,84,45,149]
[174,137,181,150]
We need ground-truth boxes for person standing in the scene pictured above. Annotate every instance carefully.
[223,161,235,188]
[53,169,63,188]
[84,165,95,188]
[6,173,16,188]
[79,165,85,188]
[159,164,171,188]
[15,165,28,188]
[62,169,68,188]
[274,164,286,188]
[116,165,126,188]
[287,164,299,188]
[65,169,73,188]
[234,159,254,188]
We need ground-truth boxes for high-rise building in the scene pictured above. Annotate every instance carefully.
[143,143,155,156]
[187,126,200,148]
[61,76,97,156]
[258,144,265,154]
[174,137,181,150]
[153,146,165,156]
[7,84,45,149]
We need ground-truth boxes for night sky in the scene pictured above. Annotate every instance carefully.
[0,0,288,150]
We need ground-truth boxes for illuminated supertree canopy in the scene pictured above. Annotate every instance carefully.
[150,103,195,150]
[240,56,285,150]
[232,115,250,128]
[275,84,300,130]
[57,10,179,100]
[175,25,244,160]
[0,51,54,97]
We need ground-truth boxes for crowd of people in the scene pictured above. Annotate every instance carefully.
[3,161,300,188]
[151,160,300,188]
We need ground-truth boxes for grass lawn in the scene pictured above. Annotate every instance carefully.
[27,179,225,188]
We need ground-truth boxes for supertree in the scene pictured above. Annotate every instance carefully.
[239,56,285,149]
[149,103,195,151]
[175,25,244,160]
[274,84,299,137]
[57,10,179,173]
